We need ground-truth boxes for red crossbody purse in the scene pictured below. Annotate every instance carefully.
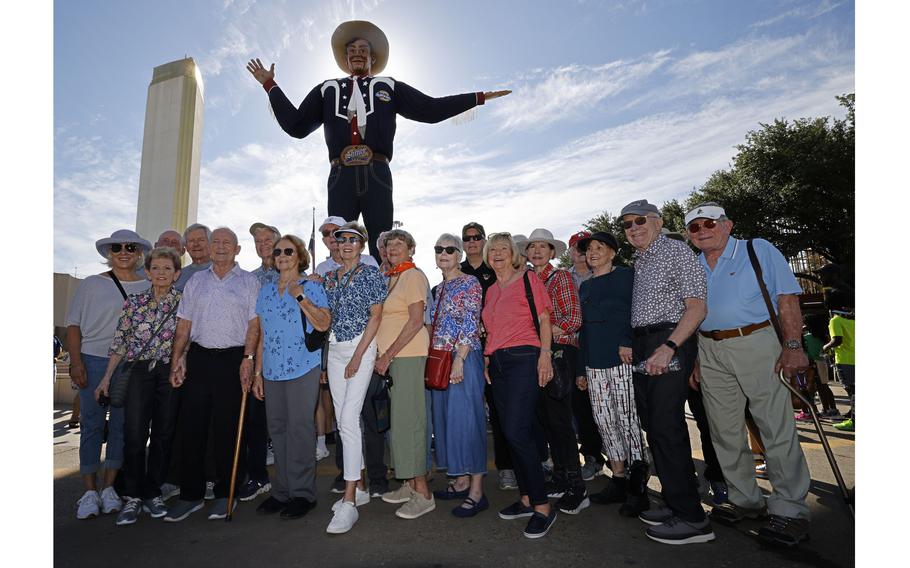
[424,280,451,390]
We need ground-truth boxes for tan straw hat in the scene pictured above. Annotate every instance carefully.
[331,20,389,75]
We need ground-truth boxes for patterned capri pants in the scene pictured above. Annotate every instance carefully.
[586,364,645,462]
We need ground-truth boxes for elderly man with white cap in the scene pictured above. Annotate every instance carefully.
[517,229,589,516]
[247,20,510,262]
[619,199,715,545]
[315,216,378,277]
[65,229,152,519]
[684,201,811,547]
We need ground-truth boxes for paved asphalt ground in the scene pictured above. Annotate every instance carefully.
[53,386,854,568]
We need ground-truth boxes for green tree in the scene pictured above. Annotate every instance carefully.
[687,93,854,278]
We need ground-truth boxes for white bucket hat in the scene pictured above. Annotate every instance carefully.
[517,228,568,258]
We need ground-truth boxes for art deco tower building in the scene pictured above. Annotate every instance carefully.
[135,57,204,241]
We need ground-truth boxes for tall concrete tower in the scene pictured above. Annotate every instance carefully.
[135,57,204,242]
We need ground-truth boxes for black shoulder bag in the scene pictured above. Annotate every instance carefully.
[523,271,572,400]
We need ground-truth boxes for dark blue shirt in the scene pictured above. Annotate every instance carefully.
[579,266,634,369]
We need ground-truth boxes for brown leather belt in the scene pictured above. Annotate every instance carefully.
[699,320,771,341]
[329,152,389,167]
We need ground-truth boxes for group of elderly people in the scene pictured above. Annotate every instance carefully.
[65,197,814,547]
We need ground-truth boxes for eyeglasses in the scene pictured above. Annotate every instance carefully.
[110,243,139,253]
[620,217,651,230]
[335,236,361,244]
[434,246,459,255]
[272,247,296,257]
[462,234,484,242]
[321,230,334,238]
[686,219,718,233]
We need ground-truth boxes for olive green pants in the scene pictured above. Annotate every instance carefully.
[389,356,428,479]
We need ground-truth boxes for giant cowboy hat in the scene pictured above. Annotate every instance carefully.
[331,20,389,75]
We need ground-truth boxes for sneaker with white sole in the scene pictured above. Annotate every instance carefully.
[207,497,238,520]
[498,469,518,490]
[316,446,330,461]
[326,501,359,534]
[556,488,590,515]
[116,498,142,526]
[332,487,370,511]
[639,506,673,526]
[382,484,414,504]
[238,479,271,502]
[204,481,215,500]
[645,516,715,545]
[76,490,101,520]
[142,496,168,518]
[163,500,204,522]
[100,486,123,514]
[395,492,436,520]
[160,483,180,501]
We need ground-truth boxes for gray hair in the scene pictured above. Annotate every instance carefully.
[435,233,464,261]
[144,246,183,272]
[212,226,239,245]
[384,229,416,252]
[156,229,185,246]
[376,230,391,249]
[183,223,212,243]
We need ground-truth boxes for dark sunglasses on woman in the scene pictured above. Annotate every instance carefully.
[110,243,139,253]
[272,247,296,257]
[434,246,459,255]
[335,236,360,244]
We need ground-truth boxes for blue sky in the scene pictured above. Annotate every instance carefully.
[53,0,855,280]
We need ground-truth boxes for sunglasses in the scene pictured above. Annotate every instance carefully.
[434,246,459,255]
[272,247,296,257]
[620,217,651,230]
[335,236,361,244]
[110,243,139,253]
[462,234,484,242]
[321,230,334,238]
[686,219,718,233]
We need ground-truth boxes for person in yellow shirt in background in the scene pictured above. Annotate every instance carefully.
[825,306,855,431]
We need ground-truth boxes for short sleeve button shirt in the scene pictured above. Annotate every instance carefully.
[697,237,803,331]
[252,265,279,287]
[324,264,387,342]
[256,280,328,380]
[176,264,260,348]
[631,236,707,328]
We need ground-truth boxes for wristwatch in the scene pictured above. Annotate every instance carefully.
[296,293,305,303]
[784,339,802,350]
[664,339,679,353]
[243,354,255,361]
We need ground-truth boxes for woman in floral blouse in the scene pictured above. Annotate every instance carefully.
[95,247,181,526]
[252,234,330,520]
[428,233,488,518]
[322,222,387,535]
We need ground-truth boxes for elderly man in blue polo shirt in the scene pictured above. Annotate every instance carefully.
[686,202,811,547]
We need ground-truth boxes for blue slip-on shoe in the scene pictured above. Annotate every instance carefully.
[452,495,489,518]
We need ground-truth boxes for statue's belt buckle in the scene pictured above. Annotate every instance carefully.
[340,145,373,166]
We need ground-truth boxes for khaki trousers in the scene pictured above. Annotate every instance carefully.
[698,326,811,519]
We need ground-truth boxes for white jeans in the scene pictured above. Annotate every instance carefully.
[327,332,377,481]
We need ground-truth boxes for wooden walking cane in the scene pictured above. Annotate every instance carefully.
[226,388,249,522]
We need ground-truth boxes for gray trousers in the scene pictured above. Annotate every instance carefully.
[263,366,321,502]
[698,326,811,519]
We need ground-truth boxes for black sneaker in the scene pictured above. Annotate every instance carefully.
[646,516,715,545]
[590,477,627,505]
[709,502,766,525]
[638,506,673,526]
[544,479,566,499]
[256,496,288,515]
[498,501,535,520]
[368,481,389,498]
[556,488,590,515]
[523,510,557,539]
[280,497,316,519]
[238,479,271,502]
[757,515,810,547]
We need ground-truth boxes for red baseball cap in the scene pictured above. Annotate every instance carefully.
[568,230,591,248]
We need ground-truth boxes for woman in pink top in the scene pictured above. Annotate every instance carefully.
[481,232,557,539]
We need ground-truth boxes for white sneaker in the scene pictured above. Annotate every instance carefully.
[332,487,370,511]
[316,446,330,461]
[204,481,215,500]
[100,486,123,514]
[76,490,101,520]
[326,501,359,534]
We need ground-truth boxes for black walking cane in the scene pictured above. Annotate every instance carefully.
[226,389,249,522]
[778,370,854,521]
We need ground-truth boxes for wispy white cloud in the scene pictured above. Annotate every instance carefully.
[490,50,672,130]
[751,0,846,28]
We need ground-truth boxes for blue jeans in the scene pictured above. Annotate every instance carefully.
[78,353,125,475]
[489,345,547,506]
